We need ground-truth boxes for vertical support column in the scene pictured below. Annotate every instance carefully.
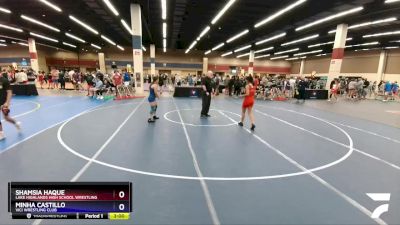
[150,44,156,76]
[98,53,106,74]
[328,23,348,88]
[131,4,144,94]
[299,59,305,76]
[28,38,39,72]
[203,57,208,75]
[248,50,255,75]
[377,50,387,81]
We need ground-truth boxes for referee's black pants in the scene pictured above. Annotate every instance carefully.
[201,92,211,116]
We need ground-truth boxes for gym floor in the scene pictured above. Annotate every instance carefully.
[0,96,399,225]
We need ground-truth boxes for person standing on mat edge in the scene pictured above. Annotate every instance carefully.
[0,73,21,140]
[148,77,161,123]
[201,71,213,118]
[239,76,256,131]
[296,77,308,103]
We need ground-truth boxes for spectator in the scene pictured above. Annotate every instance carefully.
[59,70,65,90]
[296,77,308,103]
[383,81,392,102]
[392,81,399,100]
[363,79,370,99]
[89,76,104,99]
[348,79,357,98]
[38,71,45,89]
[15,70,28,83]
[51,68,59,89]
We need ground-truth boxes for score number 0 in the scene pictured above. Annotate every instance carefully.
[118,191,126,211]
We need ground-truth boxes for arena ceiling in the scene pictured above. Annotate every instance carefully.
[0,0,399,59]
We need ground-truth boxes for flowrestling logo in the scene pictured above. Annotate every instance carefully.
[366,193,391,219]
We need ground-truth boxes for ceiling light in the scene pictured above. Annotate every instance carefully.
[197,26,210,41]
[211,0,236,24]
[255,32,286,45]
[161,0,167,20]
[329,17,397,34]
[274,48,300,55]
[270,55,289,60]
[39,0,62,12]
[255,47,274,54]
[103,0,119,16]
[121,19,133,35]
[293,49,323,56]
[308,38,352,48]
[163,22,167,38]
[188,40,197,50]
[117,45,124,51]
[390,40,400,43]
[0,7,11,14]
[308,41,334,48]
[255,54,270,59]
[385,46,399,49]
[91,43,101,49]
[69,15,99,35]
[18,42,29,46]
[227,29,249,43]
[0,24,23,32]
[316,53,327,56]
[142,46,146,51]
[101,35,116,45]
[237,53,250,58]
[254,0,307,28]
[0,39,5,42]
[212,43,225,51]
[234,45,251,53]
[65,33,86,43]
[30,32,58,42]
[349,17,396,29]
[0,43,6,46]
[221,51,233,57]
[21,15,60,32]
[205,50,212,55]
[296,7,363,31]
[163,38,167,48]
[62,42,76,48]
[163,47,166,53]
[346,41,379,48]
[185,49,190,54]
[363,30,400,38]
[281,34,319,46]
[354,48,377,52]
[385,0,400,3]
[286,57,300,61]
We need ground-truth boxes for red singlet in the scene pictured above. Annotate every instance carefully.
[242,85,256,108]
[113,74,122,86]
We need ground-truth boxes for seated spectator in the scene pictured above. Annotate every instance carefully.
[89,77,104,99]
[15,70,28,83]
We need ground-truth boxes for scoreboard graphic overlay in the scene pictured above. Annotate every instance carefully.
[8,182,132,220]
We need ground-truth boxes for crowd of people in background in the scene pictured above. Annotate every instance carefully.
[1,66,398,103]
[163,73,399,103]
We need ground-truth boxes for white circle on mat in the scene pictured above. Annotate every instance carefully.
[164,109,239,127]
[58,104,354,181]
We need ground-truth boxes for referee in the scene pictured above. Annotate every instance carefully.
[201,71,213,118]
